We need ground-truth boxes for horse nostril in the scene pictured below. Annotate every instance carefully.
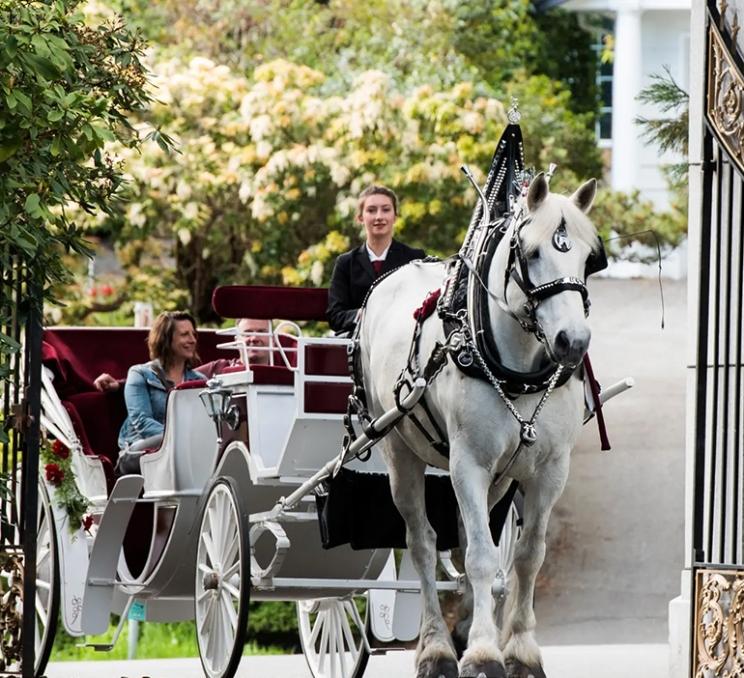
[555,330,570,357]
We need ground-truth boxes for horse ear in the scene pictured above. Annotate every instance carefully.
[571,178,597,213]
[527,172,548,212]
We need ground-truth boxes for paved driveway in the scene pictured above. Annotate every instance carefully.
[47,644,669,678]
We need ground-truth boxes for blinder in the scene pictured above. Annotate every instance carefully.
[585,236,608,278]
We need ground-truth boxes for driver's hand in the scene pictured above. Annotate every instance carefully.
[94,373,119,392]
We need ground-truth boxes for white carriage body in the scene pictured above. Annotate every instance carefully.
[39,321,406,643]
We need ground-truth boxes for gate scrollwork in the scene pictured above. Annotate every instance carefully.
[695,570,744,677]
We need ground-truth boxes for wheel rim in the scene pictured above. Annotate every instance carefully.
[195,482,244,678]
[298,597,369,678]
[34,487,56,673]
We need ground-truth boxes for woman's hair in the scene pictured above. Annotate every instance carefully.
[148,311,200,368]
[356,185,398,218]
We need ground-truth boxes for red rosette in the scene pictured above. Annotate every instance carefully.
[44,463,65,486]
[51,439,70,460]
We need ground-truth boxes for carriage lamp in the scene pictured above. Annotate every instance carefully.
[199,378,240,438]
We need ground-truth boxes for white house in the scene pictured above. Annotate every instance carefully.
[539,0,691,208]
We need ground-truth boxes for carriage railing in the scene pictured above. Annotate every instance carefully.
[215,321,302,370]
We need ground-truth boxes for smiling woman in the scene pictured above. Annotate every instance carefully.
[117,311,206,453]
[326,185,426,333]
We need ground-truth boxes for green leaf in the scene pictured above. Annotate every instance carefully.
[50,136,62,157]
[21,52,60,81]
[13,90,31,114]
[5,91,16,110]
[0,142,20,163]
[47,109,64,122]
[24,193,41,217]
[4,36,17,59]
[0,332,21,351]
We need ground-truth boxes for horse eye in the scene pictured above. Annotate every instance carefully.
[529,249,540,261]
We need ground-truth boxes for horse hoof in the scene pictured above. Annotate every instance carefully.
[417,656,459,678]
[505,657,547,678]
[459,660,507,678]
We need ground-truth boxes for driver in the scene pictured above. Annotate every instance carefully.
[327,185,425,333]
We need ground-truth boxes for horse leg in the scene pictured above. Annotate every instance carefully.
[383,441,458,678]
[452,481,512,659]
[501,456,569,678]
[450,457,506,678]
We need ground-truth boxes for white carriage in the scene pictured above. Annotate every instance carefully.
[31,284,527,678]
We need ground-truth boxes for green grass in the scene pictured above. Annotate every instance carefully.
[50,619,287,662]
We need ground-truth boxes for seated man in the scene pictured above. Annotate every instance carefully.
[327,185,425,334]
[93,317,272,393]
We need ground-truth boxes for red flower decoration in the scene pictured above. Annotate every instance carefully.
[82,515,94,533]
[44,463,65,486]
[99,284,113,297]
[51,440,70,460]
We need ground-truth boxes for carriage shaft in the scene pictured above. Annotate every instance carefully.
[253,577,464,594]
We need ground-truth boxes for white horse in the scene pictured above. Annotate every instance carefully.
[360,173,600,678]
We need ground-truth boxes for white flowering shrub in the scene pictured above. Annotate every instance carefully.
[69,55,521,318]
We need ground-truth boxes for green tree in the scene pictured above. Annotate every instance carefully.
[0,0,167,366]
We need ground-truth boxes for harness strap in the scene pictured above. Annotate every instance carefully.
[582,354,611,451]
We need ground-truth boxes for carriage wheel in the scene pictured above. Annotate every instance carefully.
[1,478,59,677]
[493,499,522,626]
[297,595,370,678]
[195,477,250,678]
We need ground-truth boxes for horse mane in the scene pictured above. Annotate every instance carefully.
[520,193,600,255]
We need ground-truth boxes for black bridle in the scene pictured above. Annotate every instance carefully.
[501,215,594,343]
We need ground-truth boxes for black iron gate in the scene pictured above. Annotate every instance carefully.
[0,256,43,677]
[691,2,744,674]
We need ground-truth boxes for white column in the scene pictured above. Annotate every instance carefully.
[611,6,643,192]
[668,2,706,677]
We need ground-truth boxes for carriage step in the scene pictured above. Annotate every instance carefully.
[81,475,144,635]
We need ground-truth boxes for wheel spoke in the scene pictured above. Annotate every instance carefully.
[198,593,216,637]
[35,594,48,622]
[329,609,339,678]
[219,499,234,561]
[200,531,218,568]
[222,579,241,601]
[37,544,50,568]
[223,559,240,580]
[222,531,239,570]
[340,605,358,657]
[317,610,330,672]
[35,578,51,591]
[309,609,325,648]
[221,589,238,633]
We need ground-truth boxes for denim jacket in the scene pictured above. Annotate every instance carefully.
[118,360,205,449]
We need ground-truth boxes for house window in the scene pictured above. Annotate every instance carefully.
[592,19,614,145]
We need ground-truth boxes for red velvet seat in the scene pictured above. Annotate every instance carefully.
[305,344,349,376]
[304,382,353,414]
[42,327,229,485]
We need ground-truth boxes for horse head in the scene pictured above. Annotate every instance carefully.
[490,172,605,369]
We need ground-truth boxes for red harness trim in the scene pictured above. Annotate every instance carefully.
[583,354,611,451]
[413,289,441,321]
